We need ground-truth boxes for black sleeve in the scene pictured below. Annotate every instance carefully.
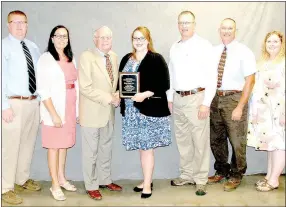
[151,53,170,97]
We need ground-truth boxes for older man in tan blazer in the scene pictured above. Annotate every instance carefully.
[78,26,121,201]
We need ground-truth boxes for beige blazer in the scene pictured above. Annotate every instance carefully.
[78,48,119,128]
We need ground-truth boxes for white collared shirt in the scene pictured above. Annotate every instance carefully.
[167,33,217,107]
[95,47,113,68]
[213,40,256,90]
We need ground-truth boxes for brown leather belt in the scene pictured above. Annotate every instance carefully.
[66,83,75,89]
[8,95,37,100]
[176,87,205,97]
[217,90,241,97]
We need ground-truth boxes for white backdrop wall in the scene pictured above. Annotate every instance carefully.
[1,2,285,181]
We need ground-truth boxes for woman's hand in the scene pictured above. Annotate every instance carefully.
[131,92,148,102]
[52,114,63,128]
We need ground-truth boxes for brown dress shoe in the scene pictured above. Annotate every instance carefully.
[223,178,241,191]
[99,183,122,191]
[86,190,102,200]
[208,174,226,184]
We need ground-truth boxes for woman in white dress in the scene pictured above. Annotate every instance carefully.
[247,31,285,192]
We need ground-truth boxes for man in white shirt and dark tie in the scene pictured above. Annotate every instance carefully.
[2,10,41,205]
[207,18,256,192]
[167,10,217,196]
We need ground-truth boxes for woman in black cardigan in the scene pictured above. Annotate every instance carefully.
[117,26,171,198]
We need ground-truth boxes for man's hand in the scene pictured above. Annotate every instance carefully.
[131,92,148,102]
[52,114,63,128]
[2,108,15,123]
[198,105,210,120]
[168,102,173,114]
[111,92,120,107]
[232,106,243,121]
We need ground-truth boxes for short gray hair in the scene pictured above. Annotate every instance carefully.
[93,25,113,37]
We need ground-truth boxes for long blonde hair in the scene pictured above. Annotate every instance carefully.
[260,30,285,64]
[131,26,156,60]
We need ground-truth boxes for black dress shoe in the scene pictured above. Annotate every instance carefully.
[133,182,153,192]
[141,192,152,199]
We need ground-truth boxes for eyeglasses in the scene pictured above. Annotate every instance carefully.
[132,37,146,42]
[9,21,27,25]
[178,21,194,26]
[220,27,234,32]
[266,40,280,44]
[54,35,68,40]
[96,36,112,40]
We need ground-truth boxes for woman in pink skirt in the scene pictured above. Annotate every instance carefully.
[37,25,78,201]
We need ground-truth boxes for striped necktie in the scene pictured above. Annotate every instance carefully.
[104,54,114,85]
[21,41,36,94]
[217,46,227,88]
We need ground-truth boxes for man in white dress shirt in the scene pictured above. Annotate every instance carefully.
[167,10,217,196]
[207,18,256,192]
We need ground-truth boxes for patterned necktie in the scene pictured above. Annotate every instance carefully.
[104,54,114,85]
[217,46,227,88]
[21,41,36,94]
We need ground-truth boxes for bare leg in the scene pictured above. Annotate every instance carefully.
[58,148,67,184]
[265,151,272,180]
[48,148,60,190]
[138,149,154,193]
[267,150,285,187]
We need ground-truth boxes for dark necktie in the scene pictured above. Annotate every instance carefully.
[104,54,114,85]
[21,41,36,94]
[217,46,227,88]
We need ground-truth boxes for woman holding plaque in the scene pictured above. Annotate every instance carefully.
[117,26,171,199]
[247,31,285,192]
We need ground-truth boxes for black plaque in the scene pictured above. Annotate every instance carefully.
[119,72,140,98]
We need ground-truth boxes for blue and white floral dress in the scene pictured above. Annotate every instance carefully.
[122,58,171,151]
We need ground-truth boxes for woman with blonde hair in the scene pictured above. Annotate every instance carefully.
[117,26,171,198]
[247,30,285,191]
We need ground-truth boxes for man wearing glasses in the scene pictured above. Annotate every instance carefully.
[78,26,122,201]
[167,11,217,196]
[2,10,41,205]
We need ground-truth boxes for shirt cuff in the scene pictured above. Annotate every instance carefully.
[2,101,10,110]
[202,98,212,107]
[167,89,174,102]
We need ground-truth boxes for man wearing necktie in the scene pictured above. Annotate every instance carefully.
[2,10,41,205]
[78,26,122,201]
[208,18,256,191]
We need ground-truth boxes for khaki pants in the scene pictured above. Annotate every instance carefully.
[173,91,210,185]
[2,99,39,193]
[81,121,114,190]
